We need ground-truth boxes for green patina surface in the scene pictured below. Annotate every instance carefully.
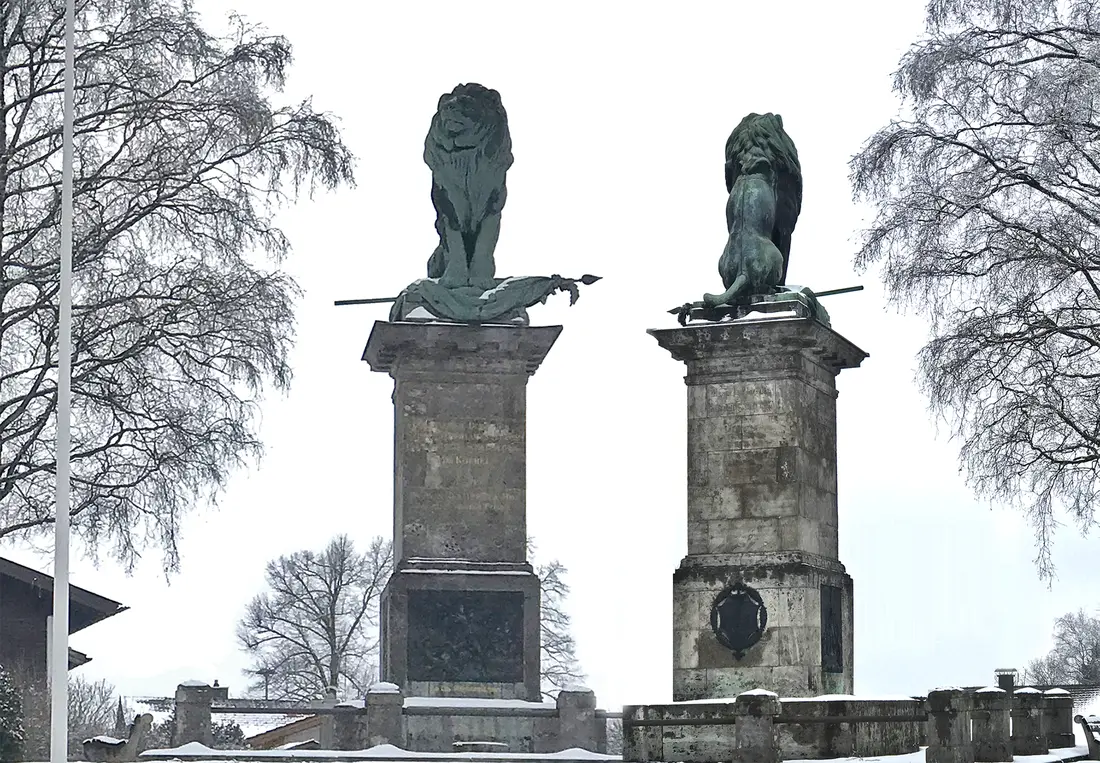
[389,84,596,324]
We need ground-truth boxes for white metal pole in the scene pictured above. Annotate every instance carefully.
[51,0,76,758]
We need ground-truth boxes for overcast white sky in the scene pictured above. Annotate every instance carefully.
[4,0,1099,712]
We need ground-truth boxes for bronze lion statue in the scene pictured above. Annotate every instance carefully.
[703,113,803,307]
[423,83,514,290]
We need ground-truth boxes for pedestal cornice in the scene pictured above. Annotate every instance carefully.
[363,321,562,377]
[648,317,868,379]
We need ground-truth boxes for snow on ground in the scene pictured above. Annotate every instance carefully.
[23,743,1093,763]
[132,741,618,760]
[787,748,1088,763]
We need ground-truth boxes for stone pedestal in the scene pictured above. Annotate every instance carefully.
[557,689,600,752]
[1043,689,1075,749]
[364,322,556,702]
[650,317,866,699]
[1011,689,1048,755]
[927,689,975,763]
[173,681,227,747]
[733,690,781,763]
[971,687,1011,762]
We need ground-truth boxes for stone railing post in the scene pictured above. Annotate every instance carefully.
[173,681,226,747]
[732,690,781,763]
[621,705,660,762]
[557,688,599,751]
[1042,689,1074,749]
[366,682,404,748]
[334,701,369,751]
[1011,688,1048,755]
[971,687,1011,762]
[927,688,974,763]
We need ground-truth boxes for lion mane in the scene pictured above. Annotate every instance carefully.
[424,83,514,281]
[724,113,803,284]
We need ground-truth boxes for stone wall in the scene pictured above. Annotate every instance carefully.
[623,694,923,762]
[623,687,1082,763]
[170,683,608,755]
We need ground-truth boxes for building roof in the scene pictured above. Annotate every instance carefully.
[0,556,127,633]
[961,683,1100,711]
[245,714,323,749]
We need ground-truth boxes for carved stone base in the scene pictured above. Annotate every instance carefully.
[672,552,853,700]
[380,560,541,701]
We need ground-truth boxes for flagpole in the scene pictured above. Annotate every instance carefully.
[51,0,76,757]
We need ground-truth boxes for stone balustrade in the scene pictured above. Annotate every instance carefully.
[169,682,606,754]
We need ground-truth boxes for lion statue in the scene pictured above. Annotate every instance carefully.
[423,83,514,290]
[703,112,803,308]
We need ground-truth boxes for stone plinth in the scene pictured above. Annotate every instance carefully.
[1043,689,1075,749]
[650,317,866,699]
[1011,689,1048,755]
[173,681,228,747]
[365,322,556,702]
[732,691,781,763]
[971,687,1011,762]
[927,689,974,763]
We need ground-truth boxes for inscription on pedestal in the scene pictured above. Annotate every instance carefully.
[821,584,843,674]
[407,590,525,682]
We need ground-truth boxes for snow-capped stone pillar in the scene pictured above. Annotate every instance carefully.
[1043,689,1074,749]
[173,680,226,747]
[333,701,369,751]
[732,690,780,763]
[366,682,405,748]
[927,688,974,763]
[557,688,599,751]
[971,687,1011,762]
[1011,688,1048,755]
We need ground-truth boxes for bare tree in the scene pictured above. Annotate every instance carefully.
[13,670,119,759]
[537,557,586,696]
[528,538,585,696]
[237,535,392,701]
[850,0,1100,578]
[0,0,354,573]
[1025,609,1100,685]
[1023,652,1061,686]
[605,717,623,756]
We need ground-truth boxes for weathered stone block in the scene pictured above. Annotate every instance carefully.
[741,413,799,450]
[1043,689,1074,749]
[1011,689,1048,755]
[688,386,707,419]
[557,689,599,752]
[716,449,780,485]
[733,691,781,763]
[707,518,780,553]
[700,416,744,450]
[927,689,974,763]
[707,380,778,417]
[971,687,1011,762]
[741,482,800,519]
